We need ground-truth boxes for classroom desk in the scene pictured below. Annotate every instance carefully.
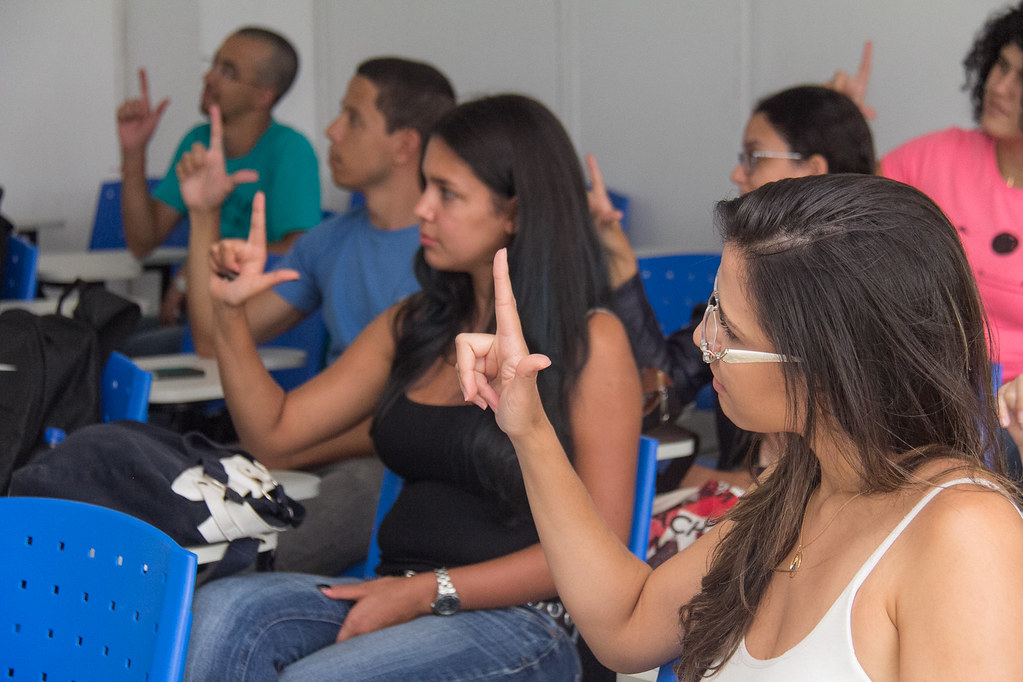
[0,294,78,315]
[38,250,142,282]
[135,347,307,404]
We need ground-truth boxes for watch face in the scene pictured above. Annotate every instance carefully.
[432,594,461,616]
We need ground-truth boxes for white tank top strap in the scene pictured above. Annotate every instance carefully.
[847,477,1008,592]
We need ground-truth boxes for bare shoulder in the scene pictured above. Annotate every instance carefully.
[891,476,1023,678]
[896,474,1023,589]
[586,308,631,349]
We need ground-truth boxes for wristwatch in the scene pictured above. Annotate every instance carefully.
[430,567,461,616]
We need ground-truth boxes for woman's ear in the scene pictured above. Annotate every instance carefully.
[805,153,830,176]
[503,197,519,235]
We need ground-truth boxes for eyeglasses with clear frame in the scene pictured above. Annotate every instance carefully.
[700,276,797,364]
[737,150,804,175]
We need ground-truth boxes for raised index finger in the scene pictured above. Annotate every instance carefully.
[854,41,873,89]
[209,104,223,152]
[587,154,608,197]
[492,248,527,354]
[248,191,267,252]
[138,67,151,106]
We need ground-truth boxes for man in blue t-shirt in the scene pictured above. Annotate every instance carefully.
[181,57,456,575]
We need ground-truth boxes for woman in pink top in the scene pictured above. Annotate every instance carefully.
[834,4,1023,476]
[459,174,1023,680]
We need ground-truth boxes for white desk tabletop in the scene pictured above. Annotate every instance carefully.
[0,293,78,315]
[38,250,142,282]
[135,347,307,404]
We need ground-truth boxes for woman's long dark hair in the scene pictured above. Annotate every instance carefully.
[673,174,1010,680]
[376,94,611,512]
[754,86,875,175]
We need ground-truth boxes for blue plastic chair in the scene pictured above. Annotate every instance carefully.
[607,189,631,232]
[637,253,720,409]
[90,179,190,250]
[2,234,39,300]
[0,496,196,681]
[629,435,659,558]
[101,351,153,423]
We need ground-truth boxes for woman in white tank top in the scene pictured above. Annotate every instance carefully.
[457,173,1023,681]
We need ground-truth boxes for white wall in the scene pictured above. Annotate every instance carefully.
[0,0,1011,253]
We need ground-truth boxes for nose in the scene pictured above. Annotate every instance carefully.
[730,162,747,189]
[326,115,344,143]
[692,316,704,350]
[413,188,434,223]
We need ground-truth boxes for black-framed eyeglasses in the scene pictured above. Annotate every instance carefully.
[737,150,804,175]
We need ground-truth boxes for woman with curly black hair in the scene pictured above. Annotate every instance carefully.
[834,4,1023,391]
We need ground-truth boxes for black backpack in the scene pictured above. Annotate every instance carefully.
[0,283,139,491]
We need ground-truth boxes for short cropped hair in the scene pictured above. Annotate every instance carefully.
[356,57,456,142]
[235,26,299,105]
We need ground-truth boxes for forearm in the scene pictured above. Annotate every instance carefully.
[212,301,292,451]
[602,220,639,288]
[511,423,650,620]
[448,544,558,611]
[185,209,222,357]
[120,149,162,258]
[249,417,375,470]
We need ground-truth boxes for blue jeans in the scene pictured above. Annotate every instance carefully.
[184,572,581,681]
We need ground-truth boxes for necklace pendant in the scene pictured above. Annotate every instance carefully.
[788,549,802,576]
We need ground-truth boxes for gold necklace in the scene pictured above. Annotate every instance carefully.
[785,489,864,578]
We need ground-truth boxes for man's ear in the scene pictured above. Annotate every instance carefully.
[393,128,422,167]
[255,85,277,112]
[805,153,829,176]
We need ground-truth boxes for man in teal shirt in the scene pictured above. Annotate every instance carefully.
[116,26,319,335]
[117,26,319,258]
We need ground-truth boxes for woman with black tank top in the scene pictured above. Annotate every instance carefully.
[184,94,641,681]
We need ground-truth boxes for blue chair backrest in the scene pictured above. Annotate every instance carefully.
[90,179,190,250]
[2,234,39,300]
[636,253,720,337]
[0,496,196,681]
[629,435,659,558]
[608,189,631,232]
[101,351,153,423]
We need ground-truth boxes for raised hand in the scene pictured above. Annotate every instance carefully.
[587,154,624,228]
[826,41,876,121]
[586,154,637,287]
[208,191,298,308]
[455,249,552,437]
[998,375,1023,451]
[177,105,259,216]
[116,68,170,152]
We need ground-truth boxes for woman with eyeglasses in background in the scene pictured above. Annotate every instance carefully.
[460,173,1023,681]
[593,84,875,473]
